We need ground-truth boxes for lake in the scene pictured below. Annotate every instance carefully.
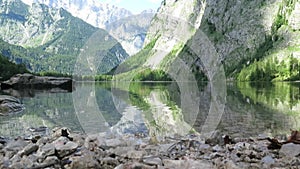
[0,81,300,141]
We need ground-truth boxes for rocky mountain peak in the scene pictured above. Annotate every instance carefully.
[20,0,155,55]
[21,0,133,29]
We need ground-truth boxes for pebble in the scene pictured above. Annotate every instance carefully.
[261,155,275,165]
[143,156,162,166]
[36,143,55,158]
[0,127,298,169]
[212,145,224,152]
[19,143,39,156]
[55,141,78,158]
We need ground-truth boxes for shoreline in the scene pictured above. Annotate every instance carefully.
[0,128,299,169]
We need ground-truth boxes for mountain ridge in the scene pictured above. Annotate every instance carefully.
[0,0,129,74]
[20,0,156,55]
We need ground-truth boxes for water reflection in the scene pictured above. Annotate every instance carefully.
[0,82,299,140]
[126,83,195,142]
[0,90,79,137]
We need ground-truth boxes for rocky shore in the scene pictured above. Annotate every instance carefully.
[0,127,299,169]
[0,74,74,91]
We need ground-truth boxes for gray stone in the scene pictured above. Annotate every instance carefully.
[158,143,174,153]
[279,143,300,158]
[109,146,135,157]
[257,133,271,140]
[55,141,78,158]
[69,133,85,146]
[124,162,155,169]
[251,142,268,152]
[101,157,119,166]
[105,138,125,148]
[37,143,55,158]
[19,143,39,156]
[212,145,224,152]
[43,156,59,166]
[84,134,101,151]
[143,157,162,166]
[199,144,211,153]
[9,162,24,169]
[31,156,59,169]
[209,152,224,159]
[234,142,251,150]
[115,164,124,169]
[9,155,34,168]
[10,154,21,163]
[1,73,74,90]
[224,160,240,169]
[126,150,146,159]
[163,159,213,169]
[261,155,275,165]
[53,136,69,145]
[36,137,51,146]
[66,153,99,169]
[0,95,24,115]
[52,128,72,139]
[5,139,28,152]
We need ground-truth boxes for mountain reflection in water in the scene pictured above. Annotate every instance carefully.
[0,82,299,140]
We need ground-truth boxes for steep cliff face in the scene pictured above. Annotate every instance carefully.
[236,0,300,81]
[114,0,206,81]
[0,0,129,74]
[199,0,279,75]
[117,0,300,81]
[143,0,204,69]
[197,0,300,79]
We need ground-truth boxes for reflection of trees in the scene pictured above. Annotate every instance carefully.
[23,92,81,131]
[218,84,296,138]
[0,91,82,137]
[238,82,300,111]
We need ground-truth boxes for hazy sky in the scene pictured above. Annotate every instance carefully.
[99,0,162,14]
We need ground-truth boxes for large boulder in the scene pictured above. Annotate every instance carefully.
[279,143,300,158]
[0,95,24,115]
[0,74,74,91]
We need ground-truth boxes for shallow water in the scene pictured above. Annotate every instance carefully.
[0,81,299,139]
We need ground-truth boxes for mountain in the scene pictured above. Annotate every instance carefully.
[0,0,129,74]
[105,12,155,56]
[113,0,205,81]
[21,0,133,28]
[115,0,300,82]
[20,0,156,55]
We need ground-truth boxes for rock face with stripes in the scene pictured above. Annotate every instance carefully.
[0,95,24,115]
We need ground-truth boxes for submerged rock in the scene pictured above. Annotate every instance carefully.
[0,95,24,115]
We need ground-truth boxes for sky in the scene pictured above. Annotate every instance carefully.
[99,0,162,14]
